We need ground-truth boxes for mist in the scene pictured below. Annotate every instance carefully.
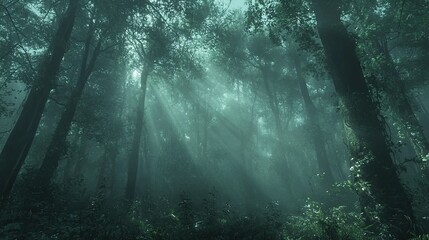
[1,0,429,239]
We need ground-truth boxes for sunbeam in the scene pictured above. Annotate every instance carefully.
[1,0,427,238]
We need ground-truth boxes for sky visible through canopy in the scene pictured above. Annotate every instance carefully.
[223,0,247,10]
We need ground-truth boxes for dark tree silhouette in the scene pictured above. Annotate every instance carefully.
[311,0,415,237]
[0,0,79,205]
[36,21,102,187]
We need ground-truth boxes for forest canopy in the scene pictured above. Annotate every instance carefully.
[1,0,429,239]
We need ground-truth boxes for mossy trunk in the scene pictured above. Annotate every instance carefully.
[375,39,429,165]
[311,0,415,238]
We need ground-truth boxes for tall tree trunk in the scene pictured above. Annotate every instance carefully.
[0,0,78,205]
[236,81,246,164]
[293,54,334,187]
[36,32,101,188]
[375,39,429,165]
[261,68,283,138]
[194,102,201,158]
[63,129,82,182]
[72,135,88,178]
[201,106,209,160]
[261,68,293,190]
[125,61,152,200]
[310,0,415,238]
[96,143,119,192]
[141,123,151,194]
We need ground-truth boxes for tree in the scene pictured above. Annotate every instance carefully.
[374,37,429,169]
[125,4,174,199]
[35,19,102,187]
[30,0,129,188]
[125,0,214,200]
[346,0,429,170]
[291,51,334,187]
[0,0,79,205]
[310,0,415,237]
[0,1,45,118]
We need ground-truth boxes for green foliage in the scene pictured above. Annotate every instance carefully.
[0,179,144,239]
[2,167,426,240]
[284,199,367,240]
[412,235,429,240]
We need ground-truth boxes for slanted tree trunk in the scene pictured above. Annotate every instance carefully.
[374,39,429,165]
[310,0,415,238]
[36,29,102,188]
[293,54,334,187]
[125,61,153,200]
[0,0,78,205]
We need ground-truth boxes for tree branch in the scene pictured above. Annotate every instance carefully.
[48,97,67,107]
[0,3,35,73]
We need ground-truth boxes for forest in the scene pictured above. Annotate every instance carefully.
[0,0,429,239]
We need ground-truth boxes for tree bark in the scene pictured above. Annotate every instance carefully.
[36,31,101,187]
[125,61,152,200]
[0,0,78,205]
[310,0,415,238]
[293,54,334,187]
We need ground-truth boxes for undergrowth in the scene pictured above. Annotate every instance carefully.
[0,172,428,239]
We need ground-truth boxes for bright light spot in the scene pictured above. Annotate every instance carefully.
[132,69,140,79]
[295,116,304,124]
[222,0,247,10]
